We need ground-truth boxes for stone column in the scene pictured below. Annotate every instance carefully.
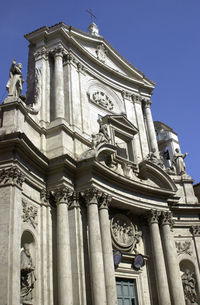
[84,188,107,305]
[54,187,73,305]
[54,44,65,119]
[147,209,171,305]
[132,95,149,158]
[143,100,159,154]
[160,211,186,305]
[191,225,200,296]
[0,166,25,305]
[99,193,117,305]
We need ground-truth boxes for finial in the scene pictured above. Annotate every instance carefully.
[86,9,100,36]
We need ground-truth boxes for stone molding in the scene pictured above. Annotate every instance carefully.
[22,199,38,229]
[175,240,192,256]
[52,187,73,206]
[0,166,25,188]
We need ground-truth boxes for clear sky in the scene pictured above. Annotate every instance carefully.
[0,0,199,183]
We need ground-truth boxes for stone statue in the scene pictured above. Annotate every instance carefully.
[173,148,188,175]
[92,121,110,148]
[182,269,198,305]
[20,243,36,303]
[146,148,164,168]
[6,59,24,98]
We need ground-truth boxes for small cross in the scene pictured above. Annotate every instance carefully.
[86,9,96,23]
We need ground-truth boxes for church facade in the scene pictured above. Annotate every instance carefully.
[0,22,199,305]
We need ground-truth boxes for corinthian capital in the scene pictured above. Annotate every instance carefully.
[146,209,161,224]
[0,166,25,188]
[53,44,65,57]
[99,193,112,210]
[34,47,49,60]
[142,99,152,108]
[160,211,174,227]
[52,186,73,206]
[82,187,102,206]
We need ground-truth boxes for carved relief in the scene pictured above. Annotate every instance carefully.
[92,121,110,148]
[145,149,165,169]
[96,44,107,62]
[22,200,38,229]
[182,269,198,305]
[88,90,114,110]
[111,214,142,252]
[0,166,25,187]
[176,241,192,256]
[20,243,36,304]
[191,225,200,236]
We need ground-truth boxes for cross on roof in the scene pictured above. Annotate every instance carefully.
[86,9,96,23]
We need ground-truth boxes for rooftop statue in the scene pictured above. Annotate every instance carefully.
[173,148,188,175]
[6,59,24,98]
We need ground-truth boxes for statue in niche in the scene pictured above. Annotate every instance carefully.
[182,269,198,305]
[20,243,36,303]
[173,148,188,175]
[6,59,24,98]
[92,121,110,148]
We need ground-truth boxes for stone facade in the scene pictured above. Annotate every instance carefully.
[0,22,199,305]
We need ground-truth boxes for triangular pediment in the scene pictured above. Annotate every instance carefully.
[25,22,154,89]
[102,114,138,135]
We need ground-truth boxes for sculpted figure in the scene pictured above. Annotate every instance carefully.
[92,121,110,147]
[173,148,188,175]
[146,148,164,168]
[182,269,197,305]
[6,59,24,98]
[20,243,36,303]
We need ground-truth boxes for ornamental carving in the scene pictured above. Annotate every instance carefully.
[92,121,110,148]
[22,200,38,229]
[111,214,142,252]
[96,44,107,62]
[0,166,25,187]
[191,225,200,236]
[88,90,114,111]
[175,241,192,256]
[182,269,197,305]
[52,187,73,205]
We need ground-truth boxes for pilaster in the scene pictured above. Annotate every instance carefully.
[0,166,25,305]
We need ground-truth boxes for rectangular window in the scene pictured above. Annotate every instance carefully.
[116,278,138,305]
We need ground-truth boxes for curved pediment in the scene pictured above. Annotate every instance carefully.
[139,160,177,192]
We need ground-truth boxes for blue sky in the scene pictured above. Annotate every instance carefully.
[0,0,199,183]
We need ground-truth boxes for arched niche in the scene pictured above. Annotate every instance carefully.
[21,230,36,305]
[180,259,199,305]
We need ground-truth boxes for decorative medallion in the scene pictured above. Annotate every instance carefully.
[133,254,145,270]
[88,90,114,111]
[111,214,142,252]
